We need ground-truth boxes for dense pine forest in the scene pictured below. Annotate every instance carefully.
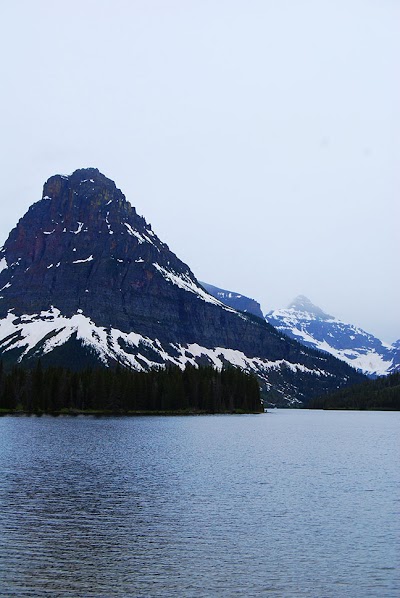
[308,372,400,411]
[0,361,262,414]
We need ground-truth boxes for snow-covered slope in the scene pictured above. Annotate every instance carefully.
[266,295,399,377]
[0,306,340,396]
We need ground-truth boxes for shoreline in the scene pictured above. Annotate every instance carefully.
[0,408,264,417]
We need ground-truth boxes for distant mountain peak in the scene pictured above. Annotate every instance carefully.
[287,295,332,319]
[266,297,399,377]
[44,167,111,188]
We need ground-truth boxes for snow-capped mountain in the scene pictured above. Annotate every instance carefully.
[266,295,399,377]
[199,282,264,319]
[0,169,365,405]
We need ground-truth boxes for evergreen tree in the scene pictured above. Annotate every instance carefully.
[0,362,263,414]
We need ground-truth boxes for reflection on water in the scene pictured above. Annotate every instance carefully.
[0,411,399,597]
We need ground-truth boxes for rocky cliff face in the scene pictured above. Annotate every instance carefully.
[0,169,365,405]
[1,168,190,338]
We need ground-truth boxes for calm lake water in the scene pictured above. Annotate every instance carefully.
[0,410,399,597]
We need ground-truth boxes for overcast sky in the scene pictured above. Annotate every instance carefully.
[0,0,398,342]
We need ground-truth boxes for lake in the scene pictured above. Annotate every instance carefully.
[0,410,398,597]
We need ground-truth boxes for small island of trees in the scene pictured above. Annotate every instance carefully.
[0,361,263,415]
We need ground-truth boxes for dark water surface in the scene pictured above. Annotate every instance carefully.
[0,410,399,597]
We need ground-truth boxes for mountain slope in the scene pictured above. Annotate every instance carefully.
[200,282,264,319]
[0,169,365,405]
[266,295,399,377]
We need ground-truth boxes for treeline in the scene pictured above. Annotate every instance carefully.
[0,361,262,414]
[308,372,400,411]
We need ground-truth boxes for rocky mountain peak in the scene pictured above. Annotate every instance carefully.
[41,168,133,215]
[287,295,332,319]
[0,168,176,326]
[43,167,115,191]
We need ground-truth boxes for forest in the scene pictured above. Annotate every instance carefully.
[307,372,400,410]
[0,361,263,415]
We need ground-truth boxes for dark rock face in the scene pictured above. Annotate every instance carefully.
[0,168,290,353]
[1,168,175,336]
[200,282,264,319]
[0,169,366,404]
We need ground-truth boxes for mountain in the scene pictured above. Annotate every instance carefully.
[0,169,365,406]
[266,295,399,377]
[199,282,264,319]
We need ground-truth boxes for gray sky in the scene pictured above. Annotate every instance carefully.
[0,0,399,342]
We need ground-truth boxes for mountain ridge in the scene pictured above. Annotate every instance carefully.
[199,282,264,319]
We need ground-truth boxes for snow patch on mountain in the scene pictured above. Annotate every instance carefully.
[0,257,8,274]
[72,255,94,264]
[124,222,144,243]
[313,339,392,376]
[180,343,331,378]
[123,222,159,249]
[153,264,236,310]
[72,222,84,234]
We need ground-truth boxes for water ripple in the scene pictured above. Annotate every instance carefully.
[0,411,399,597]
